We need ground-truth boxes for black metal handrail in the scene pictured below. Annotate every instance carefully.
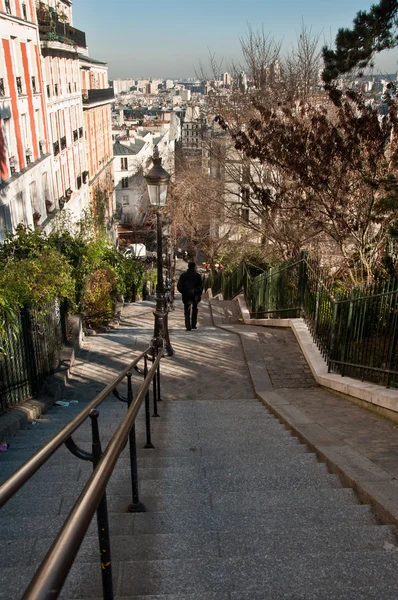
[0,346,151,507]
[21,348,162,600]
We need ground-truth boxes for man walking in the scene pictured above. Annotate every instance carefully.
[177,262,203,331]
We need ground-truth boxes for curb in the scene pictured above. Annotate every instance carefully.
[0,315,84,441]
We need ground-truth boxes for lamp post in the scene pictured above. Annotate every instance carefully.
[144,146,174,357]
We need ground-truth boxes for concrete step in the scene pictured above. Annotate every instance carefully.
[5,543,398,600]
[29,523,397,568]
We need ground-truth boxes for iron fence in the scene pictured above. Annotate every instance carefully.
[205,252,398,388]
[0,300,68,411]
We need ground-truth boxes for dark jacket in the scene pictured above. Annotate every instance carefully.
[177,269,203,303]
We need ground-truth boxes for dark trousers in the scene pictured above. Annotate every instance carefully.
[184,300,198,330]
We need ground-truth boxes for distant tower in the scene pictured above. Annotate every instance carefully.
[239,71,248,93]
[223,72,232,87]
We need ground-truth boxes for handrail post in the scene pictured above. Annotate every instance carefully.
[90,410,114,600]
[151,339,160,417]
[126,372,146,513]
[144,354,155,448]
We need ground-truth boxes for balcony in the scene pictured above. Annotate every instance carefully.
[82,88,115,106]
[38,20,86,50]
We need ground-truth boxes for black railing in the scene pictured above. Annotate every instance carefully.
[0,341,163,599]
[39,20,86,48]
[0,300,68,411]
[205,252,398,388]
[83,88,115,105]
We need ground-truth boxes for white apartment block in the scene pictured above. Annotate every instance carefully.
[112,78,134,95]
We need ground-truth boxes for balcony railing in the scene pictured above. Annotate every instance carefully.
[82,88,115,105]
[39,21,86,49]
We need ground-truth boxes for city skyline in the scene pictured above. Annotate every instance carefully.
[74,0,398,80]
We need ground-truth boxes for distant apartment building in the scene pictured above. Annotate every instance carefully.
[79,54,115,232]
[113,128,176,244]
[112,78,134,95]
[0,0,55,240]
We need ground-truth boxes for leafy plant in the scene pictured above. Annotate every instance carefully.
[81,267,117,329]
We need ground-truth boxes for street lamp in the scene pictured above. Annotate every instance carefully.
[144,146,174,356]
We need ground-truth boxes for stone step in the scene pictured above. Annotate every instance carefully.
[111,551,398,598]
[4,533,398,599]
[27,523,397,569]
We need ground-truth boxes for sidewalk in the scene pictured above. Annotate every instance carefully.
[2,295,398,598]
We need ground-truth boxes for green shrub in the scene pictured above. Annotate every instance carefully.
[80,267,117,329]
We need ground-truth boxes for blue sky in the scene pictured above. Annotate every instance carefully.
[73,0,398,79]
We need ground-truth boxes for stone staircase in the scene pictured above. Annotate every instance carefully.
[2,392,398,599]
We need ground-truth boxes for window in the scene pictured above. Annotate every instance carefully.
[46,84,50,98]
[60,136,67,150]
[0,205,12,243]
[54,83,58,96]
[31,76,36,93]
[16,77,23,95]
[73,129,78,142]
[241,187,250,203]
[53,140,60,156]
[12,192,26,226]
[121,157,128,170]
[121,177,128,188]
[122,195,129,205]
[0,79,4,96]
[22,3,27,20]
[241,207,249,222]
[79,127,83,138]
[5,0,11,15]
[77,175,82,189]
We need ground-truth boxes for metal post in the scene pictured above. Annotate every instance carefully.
[126,372,146,513]
[156,363,162,403]
[153,211,174,356]
[89,410,114,600]
[144,354,155,448]
[152,347,160,418]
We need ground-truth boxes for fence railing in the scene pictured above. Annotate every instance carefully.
[205,251,398,389]
[0,300,68,412]
[0,340,163,600]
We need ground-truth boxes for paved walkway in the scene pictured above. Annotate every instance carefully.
[2,293,398,597]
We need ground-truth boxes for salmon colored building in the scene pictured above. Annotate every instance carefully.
[0,0,55,240]
[79,53,115,236]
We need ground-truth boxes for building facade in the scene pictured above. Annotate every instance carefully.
[0,0,55,240]
[38,0,88,221]
[79,53,114,232]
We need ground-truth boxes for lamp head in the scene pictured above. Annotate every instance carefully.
[144,145,170,206]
